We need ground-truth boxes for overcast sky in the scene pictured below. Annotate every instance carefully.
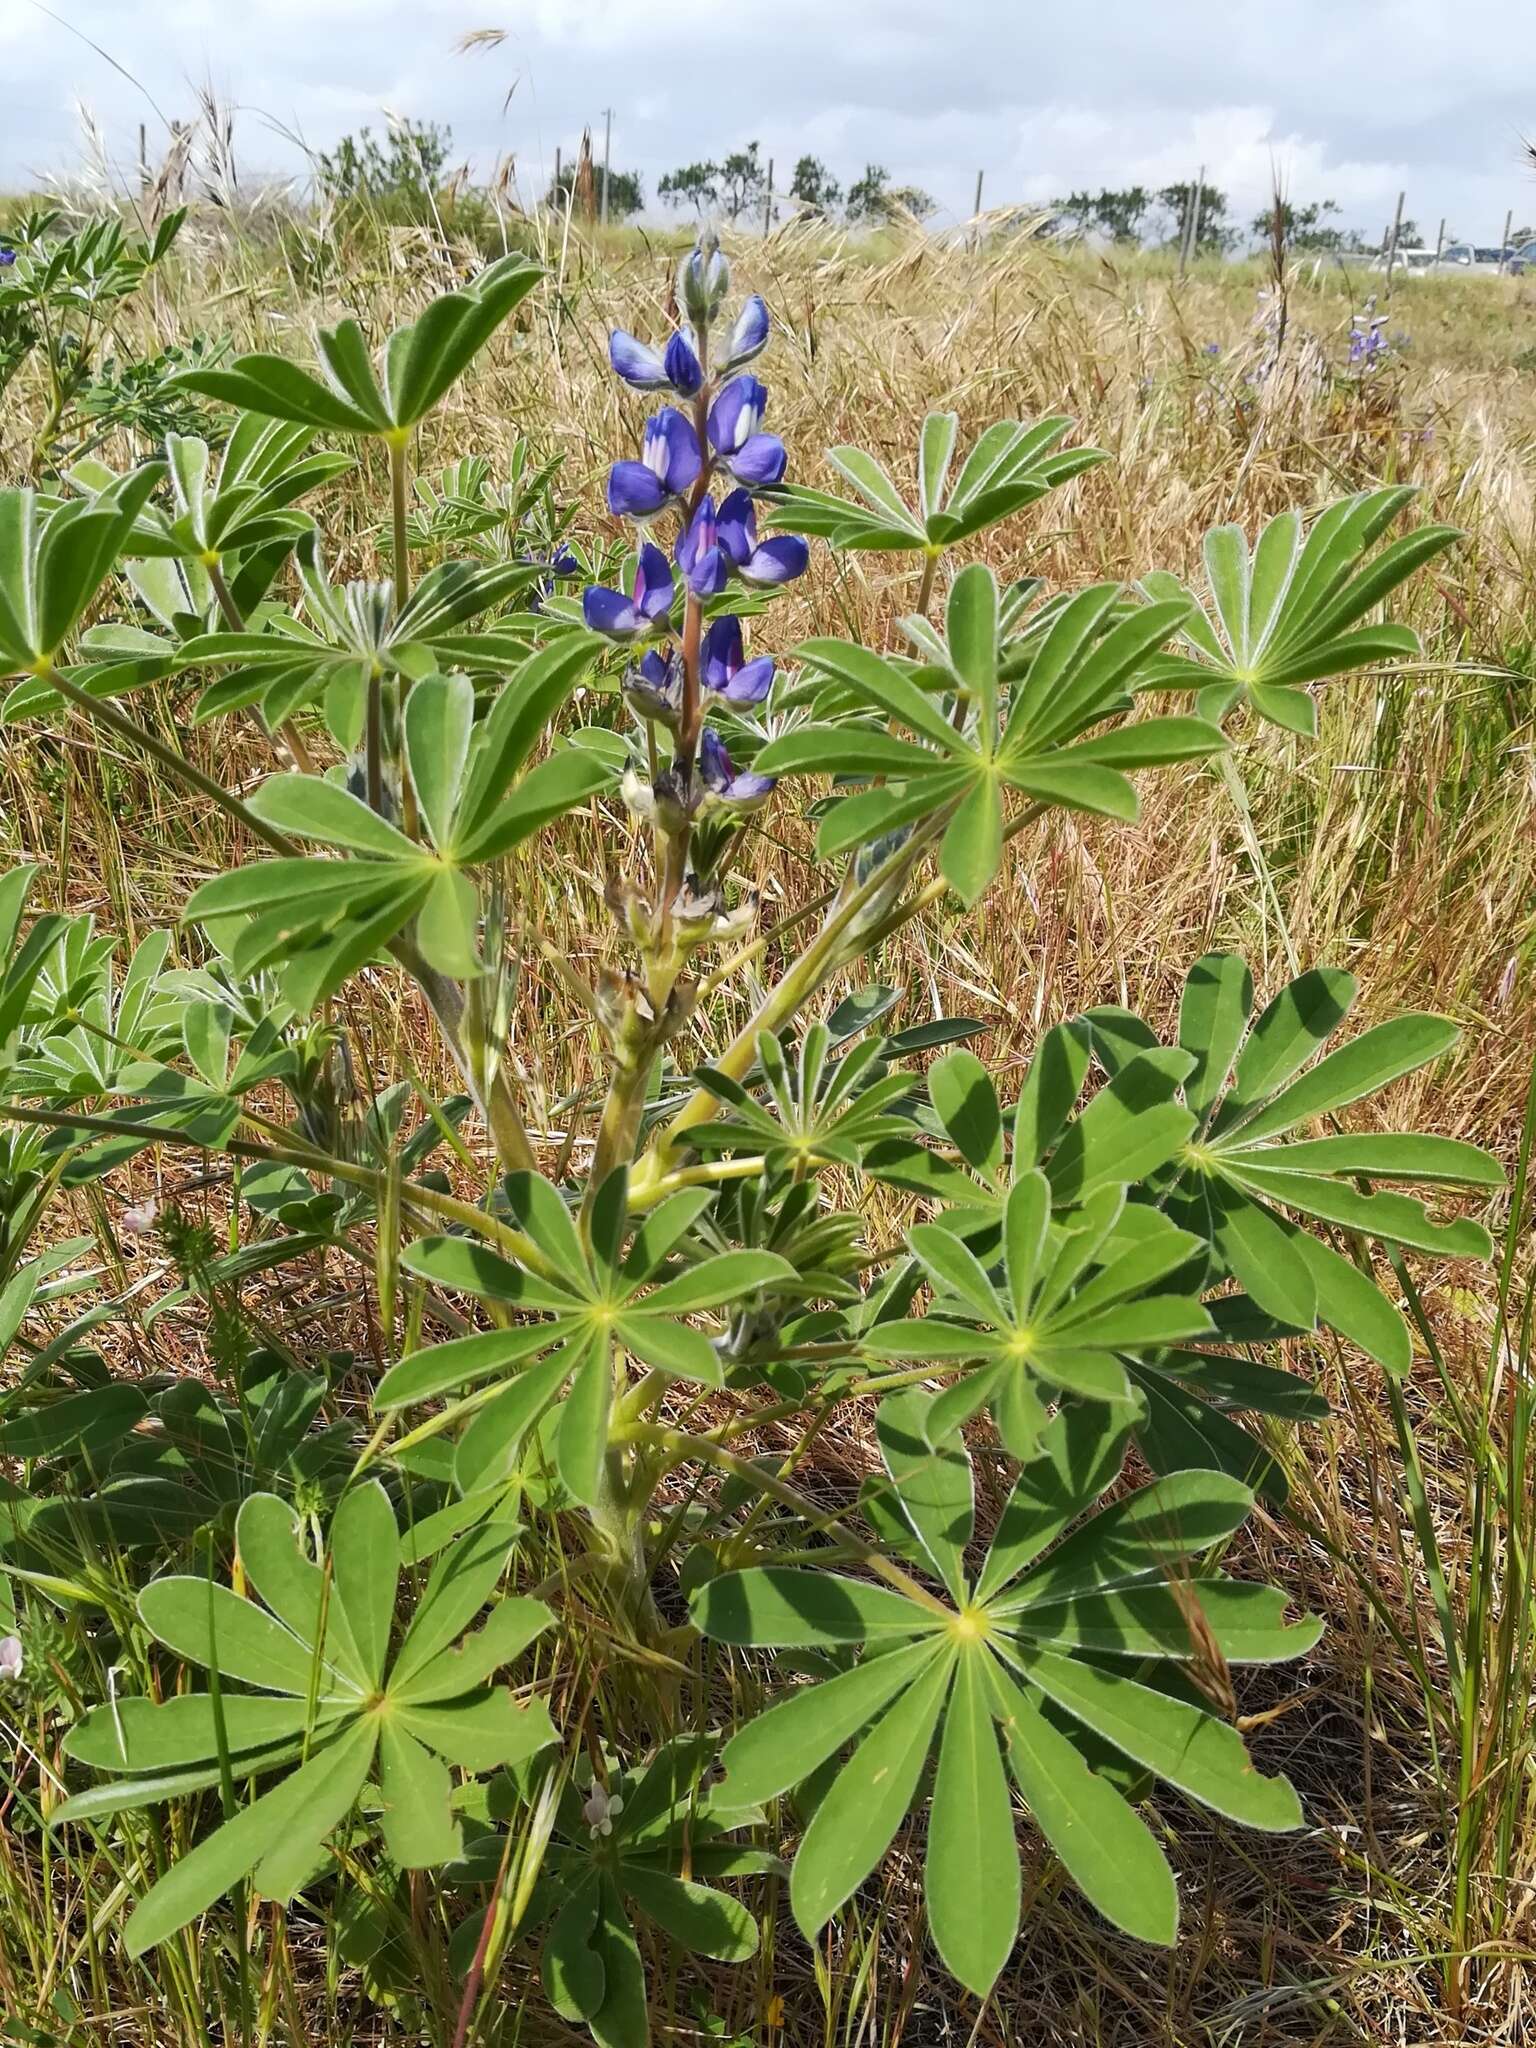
[4,1,1534,244]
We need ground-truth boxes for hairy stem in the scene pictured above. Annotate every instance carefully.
[389,434,421,839]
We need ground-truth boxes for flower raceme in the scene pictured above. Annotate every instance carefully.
[585,233,806,821]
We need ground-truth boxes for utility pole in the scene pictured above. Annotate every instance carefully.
[554,145,562,212]
[764,157,774,234]
[1178,164,1205,281]
[600,109,612,227]
[1434,216,1446,266]
[1384,189,1405,284]
[138,122,148,194]
[1500,206,1513,271]
[973,168,984,216]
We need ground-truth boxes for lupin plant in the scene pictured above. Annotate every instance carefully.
[0,226,1504,2039]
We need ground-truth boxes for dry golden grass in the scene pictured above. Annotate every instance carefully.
[1,208,1533,2045]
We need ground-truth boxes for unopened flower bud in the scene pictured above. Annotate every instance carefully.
[678,231,730,328]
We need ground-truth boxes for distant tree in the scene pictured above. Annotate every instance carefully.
[717,143,770,223]
[845,163,935,224]
[888,181,937,220]
[549,163,643,220]
[1049,187,1151,244]
[1252,198,1347,251]
[789,155,842,213]
[318,121,452,211]
[1095,186,1151,242]
[1395,218,1423,248]
[1155,180,1233,252]
[1051,190,1098,236]
[658,161,721,213]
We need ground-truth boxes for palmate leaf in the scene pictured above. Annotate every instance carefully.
[1138,490,1459,732]
[694,1400,1313,1991]
[759,565,1221,903]
[167,255,543,438]
[181,635,604,1001]
[690,1023,915,1169]
[0,469,163,683]
[1087,952,1504,1373]
[769,411,1108,554]
[862,1176,1212,1456]
[55,1488,556,1949]
[174,531,557,740]
[392,1168,794,1504]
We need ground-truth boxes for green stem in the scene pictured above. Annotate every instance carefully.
[389,434,420,839]
[0,1099,554,1277]
[40,665,298,858]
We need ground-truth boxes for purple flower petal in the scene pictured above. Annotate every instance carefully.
[689,547,729,598]
[741,534,810,586]
[716,488,757,567]
[702,614,745,690]
[723,770,776,811]
[583,585,639,638]
[726,433,787,488]
[634,542,676,623]
[707,375,768,455]
[698,727,734,789]
[664,330,704,397]
[718,654,775,705]
[626,646,684,725]
[677,498,728,596]
[644,407,703,496]
[722,295,771,369]
[610,330,670,389]
[608,461,669,522]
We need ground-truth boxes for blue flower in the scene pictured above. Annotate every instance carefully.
[718,490,809,586]
[708,375,787,488]
[609,331,671,390]
[676,496,729,599]
[664,330,704,397]
[607,408,702,522]
[0,249,15,270]
[582,542,676,640]
[721,295,771,370]
[524,544,582,614]
[608,327,705,399]
[624,645,684,727]
[702,615,775,704]
[699,727,775,811]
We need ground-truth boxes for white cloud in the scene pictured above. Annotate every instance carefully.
[3,0,1532,244]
